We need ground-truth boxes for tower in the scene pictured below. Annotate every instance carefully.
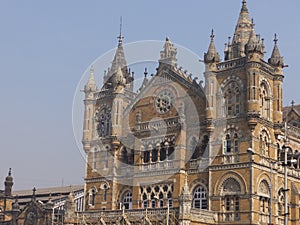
[4,168,13,197]
[82,31,136,211]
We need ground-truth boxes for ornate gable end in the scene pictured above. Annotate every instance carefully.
[17,201,45,225]
[125,65,206,138]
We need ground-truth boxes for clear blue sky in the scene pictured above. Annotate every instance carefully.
[0,0,300,190]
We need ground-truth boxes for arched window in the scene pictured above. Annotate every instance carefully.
[221,178,241,221]
[193,186,208,209]
[223,133,239,154]
[260,82,271,120]
[88,188,96,207]
[258,180,270,222]
[122,192,132,209]
[224,82,240,117]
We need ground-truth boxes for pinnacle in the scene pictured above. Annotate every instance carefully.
[242,0,248,12]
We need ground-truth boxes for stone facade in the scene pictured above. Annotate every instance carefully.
[70,1,300,225]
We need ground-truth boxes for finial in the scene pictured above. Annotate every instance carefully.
[241,0,248,11]
[251,18,255,26]
[8,168,11,176]
[117,16,124,44]
[90,65,94,73]
[210,29,215,40]
[144,68,148,78]
[166,36,170,42]
[32,187,36,201]
[291,100,295,108]
[274,33,278,45]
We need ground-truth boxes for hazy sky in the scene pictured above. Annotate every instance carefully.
[1,0,300,190]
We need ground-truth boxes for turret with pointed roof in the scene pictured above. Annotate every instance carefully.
[268,34,284,68]
[204,29,220,64]
[245,21,264,58]
[84,65,98,94]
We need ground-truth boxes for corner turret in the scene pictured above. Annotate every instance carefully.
[204,30,220,64]
[84,65,98,98]
[268,34,284,68]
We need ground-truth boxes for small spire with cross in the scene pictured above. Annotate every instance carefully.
[144,68,148,78]
[274,33,278,45]
[210,29,215,41]
[117,16,124,45]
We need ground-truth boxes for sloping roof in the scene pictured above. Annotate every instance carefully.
[13,185,83,197]
[283,104,300,120]
[12,185,84,206]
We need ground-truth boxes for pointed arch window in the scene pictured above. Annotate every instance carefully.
[224,83,240,117]
[193,185,208,209]
[258,180,270,223]
[221,177,241,221]
[88,188,96,207]
[122,192,132,209]
[223,133,239,154]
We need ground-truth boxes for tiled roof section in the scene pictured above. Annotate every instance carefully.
[13,185,83,197]
[283,104,300,119]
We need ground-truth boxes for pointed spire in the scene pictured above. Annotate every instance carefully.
[231,0,252,58]
[117,16,124,47]
[268,34,284,67]
[246,20,259,53]
[159,37,177,67]
[204,29,220,63]
[84,65,98,93]
[110,18,127,75]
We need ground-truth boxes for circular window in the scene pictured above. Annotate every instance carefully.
[155,89,174,114]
